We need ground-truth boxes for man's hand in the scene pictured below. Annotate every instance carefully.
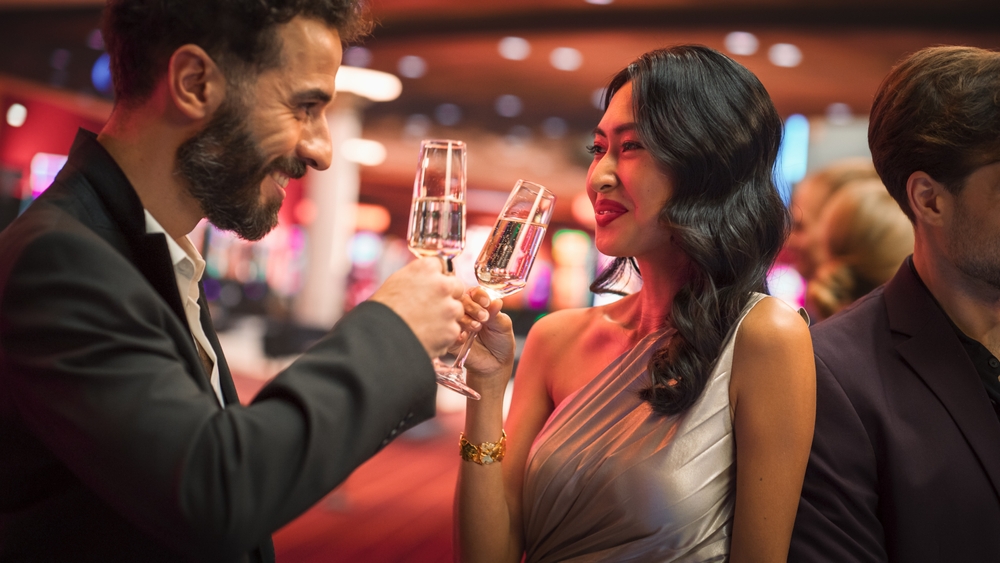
[369,257,465,358]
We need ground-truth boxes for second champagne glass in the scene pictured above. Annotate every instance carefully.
[442,180,556,399]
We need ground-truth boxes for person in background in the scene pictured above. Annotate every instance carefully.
[455,45,814,563]
[784,157,880,282]
[0,0,473,561]
[806,178,914,321]
[790,45,1000,562]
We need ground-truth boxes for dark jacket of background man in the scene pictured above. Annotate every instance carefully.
[790,45,1000,562]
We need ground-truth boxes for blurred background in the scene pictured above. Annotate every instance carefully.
[2,0,999,560]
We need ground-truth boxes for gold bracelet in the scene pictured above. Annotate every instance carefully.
[459,430,506,465]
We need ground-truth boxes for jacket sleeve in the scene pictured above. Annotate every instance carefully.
[788,353,887,563]
[0,229,437,559]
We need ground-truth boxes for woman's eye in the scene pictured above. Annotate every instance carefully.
[622,140,644,151]
[586,144,605,156]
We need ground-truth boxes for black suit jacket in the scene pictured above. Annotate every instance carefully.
[0,130,438,562]
[789,258,1000,562]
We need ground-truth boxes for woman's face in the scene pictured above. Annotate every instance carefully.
[586,82,674,260]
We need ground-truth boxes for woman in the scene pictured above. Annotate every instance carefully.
[806,178,914,320]
[456,45,815,563]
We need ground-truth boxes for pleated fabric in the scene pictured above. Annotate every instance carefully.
[522,293,767,562]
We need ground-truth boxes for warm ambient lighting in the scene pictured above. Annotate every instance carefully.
[335,66,402,102]
[340,138,387,166]
[550,47,583,71]
[6,103,27,127]
[769,43,803,67]
[725,32,759,56]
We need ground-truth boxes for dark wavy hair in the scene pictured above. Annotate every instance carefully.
[591,45,788,417]
[869,46,1000,222]
[103,0,371,107]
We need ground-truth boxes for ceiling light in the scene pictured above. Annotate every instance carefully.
[397,55,427,78]
[343,46,373,68]
[341,138,387,166]
[585,0,614,4]
[335,66,402,102]
[495,94,523,117]
[6,103,27,127]
[550,47,583,71]
[498,37,531,61]
[768,43,802,68]
[724,32,759,56]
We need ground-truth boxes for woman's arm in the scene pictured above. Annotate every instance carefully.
[455,300,565,563]
[729,297,816,563]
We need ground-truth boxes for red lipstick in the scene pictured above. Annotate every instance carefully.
[593,199,627,227]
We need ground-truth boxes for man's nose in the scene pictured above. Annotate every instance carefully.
[297,117,333,170]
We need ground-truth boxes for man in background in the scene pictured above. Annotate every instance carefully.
[0,1,471,561]
[790,45,1000,561]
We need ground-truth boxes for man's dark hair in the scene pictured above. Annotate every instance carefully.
[869,45,1000,221]
[103,0,370,107]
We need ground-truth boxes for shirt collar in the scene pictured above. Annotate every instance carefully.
[143,210,206,282]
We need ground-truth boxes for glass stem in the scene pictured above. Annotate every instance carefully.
[452,330,477,369]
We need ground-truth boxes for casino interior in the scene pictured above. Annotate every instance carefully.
[1,0,998,560]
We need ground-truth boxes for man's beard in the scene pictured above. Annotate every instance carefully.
[175,93,306,241]
[948,193,1000,291]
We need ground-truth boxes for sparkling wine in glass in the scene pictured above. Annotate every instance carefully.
[407,139,466,262]
[406,139,473,396]
[445,180,556,395]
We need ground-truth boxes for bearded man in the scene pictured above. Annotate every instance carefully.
[0,1,473,561]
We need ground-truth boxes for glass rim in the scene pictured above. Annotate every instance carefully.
[514,179,555,199]
[420,138,466,148]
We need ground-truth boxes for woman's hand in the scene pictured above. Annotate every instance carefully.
[454,288,515,390]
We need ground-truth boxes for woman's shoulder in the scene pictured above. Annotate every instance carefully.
[526,306,603,349]
[740,295,810,340]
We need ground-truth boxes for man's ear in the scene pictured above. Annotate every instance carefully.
[167,44,226,121]
[906,170,948,228]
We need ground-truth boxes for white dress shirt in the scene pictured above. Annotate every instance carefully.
[144,211,225,406]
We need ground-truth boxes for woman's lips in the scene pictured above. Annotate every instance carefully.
[593,199,627,227]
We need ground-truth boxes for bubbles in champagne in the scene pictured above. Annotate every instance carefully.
[408,197,465,258]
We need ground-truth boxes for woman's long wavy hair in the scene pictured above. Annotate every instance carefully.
[591,45,788,417]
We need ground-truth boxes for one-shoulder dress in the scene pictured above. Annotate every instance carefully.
[521,293,768,562]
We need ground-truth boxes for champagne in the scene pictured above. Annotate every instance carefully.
[408,197,465,258]
[475,217,547,297]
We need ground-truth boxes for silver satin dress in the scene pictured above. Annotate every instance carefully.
[522,293,767,563]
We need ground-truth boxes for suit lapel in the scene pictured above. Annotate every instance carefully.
[885,260,1000,501]
[67,129,215,398]
[199,285,240,405]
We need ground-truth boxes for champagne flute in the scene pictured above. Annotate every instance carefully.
[443,180,556,399]
[406,139,469,392]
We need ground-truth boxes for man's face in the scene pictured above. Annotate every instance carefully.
[176,17,342,241]
[946,160,1000,290]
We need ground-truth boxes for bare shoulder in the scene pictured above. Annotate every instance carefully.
[730,296,814,404]
[735,296,811,354]
[522,306,599,358]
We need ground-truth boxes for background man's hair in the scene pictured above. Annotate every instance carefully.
[103,0,371,107]
[869,45,1000,221]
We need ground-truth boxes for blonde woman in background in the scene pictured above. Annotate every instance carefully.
[807,178,915,321]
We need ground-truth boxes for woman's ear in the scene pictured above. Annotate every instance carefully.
[166,44,226,121]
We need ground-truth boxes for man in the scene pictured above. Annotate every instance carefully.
[790,46,1000,561]
[0,1,471,561]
